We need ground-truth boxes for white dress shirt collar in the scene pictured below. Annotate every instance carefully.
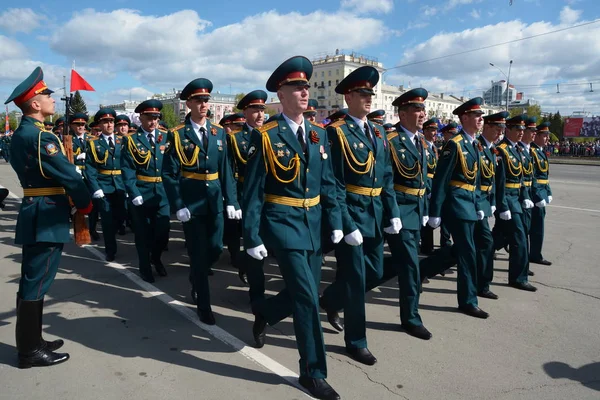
[282,113,305,139]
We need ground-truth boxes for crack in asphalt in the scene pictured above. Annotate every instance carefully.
[493,379,600,398]
[529,280,600,300]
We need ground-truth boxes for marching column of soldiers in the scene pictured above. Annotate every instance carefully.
[5,58,554,400]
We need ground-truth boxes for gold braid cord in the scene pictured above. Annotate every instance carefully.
[90,141,109,165]
[479,153,495,179]
[262,131,300,184]
[498,145,522,177]
[455,141,478,181]
[336,127,373,175]
[173,130,200,167]
[38,131,67,179]
[230,134,247,165]
[389,140,421,179]
[522,154,534,176]
[126,136,151,167]
[530,148,549,173]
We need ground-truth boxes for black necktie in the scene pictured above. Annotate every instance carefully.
[108,136,115,149]
[414,136,421,156]
[297,126,306,153]
[148,133,154,147]
[200,127,208,150]
[79,136,85,150]
[364,122,375,147]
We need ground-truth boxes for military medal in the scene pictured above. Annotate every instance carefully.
[285,149,290,157]
[189,143,195,150]
[277,150,284,158]
[211,127,217,135]
[310,130,319,144]
[160,145,166,154]
[353,142,358,149]
[320,145,327,160]
[275,142,285,148]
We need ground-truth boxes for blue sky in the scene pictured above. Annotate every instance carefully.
[1,0,599,114]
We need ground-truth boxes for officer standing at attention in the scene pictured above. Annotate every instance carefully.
[529,122,553,265]
[122,99,170,283]
[437,122,459,249]
[162,78,241,325]
[494,115,537,292]
[69,113,90,172]
[53,117,65,137]
[427,97,489,319]
[420,117,439,255]
[84,108,127,261]
[6,67,93,368]
[115,114,132,137]
[320,66,400,361]
[243,56,343,400]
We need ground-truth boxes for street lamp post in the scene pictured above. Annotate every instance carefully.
[490,60,513,111]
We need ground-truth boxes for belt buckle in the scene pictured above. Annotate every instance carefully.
[303,198,310,209]
[370,188,377,196]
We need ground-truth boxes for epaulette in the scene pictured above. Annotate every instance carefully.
[309,122,325,131]
[34,121,52,133]
[451,135,463,143]
[211,123,223,129]
[88,136,99,141]
[157,127,168,133]
[229,127,242,135]
[172,124,185,132]
[329,120,346,128]
[387,131,398,141]
[498,143,508,149]
[258,120,279,133]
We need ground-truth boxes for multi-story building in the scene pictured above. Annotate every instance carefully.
[483,80,517,108]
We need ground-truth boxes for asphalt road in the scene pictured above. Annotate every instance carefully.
[0,161,598,400]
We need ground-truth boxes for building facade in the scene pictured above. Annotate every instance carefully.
[483,80,517,108]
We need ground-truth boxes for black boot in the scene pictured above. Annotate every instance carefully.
[17,295,64,352]
[16,299,69,369]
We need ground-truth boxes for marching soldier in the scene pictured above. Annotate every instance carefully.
[53,117,65,137]
[128,123,138,135]
[6,67,92,368]
[529,122,553,265]
[122,100,170,283]
[438,122,458,248]
[84,108,127,261]
[519,117,537,276]
[475,111,508,300]
[366,109,385,125]
[493,115,537,292]
[420,118,439,255]
[304,99,319,124]
[383,123,395,134]
[43,120,54,133]
[426,97,489,319]
[320,66,400,360]
[116,114,131,137]
[162,78,241,325]
[243,56,343,400]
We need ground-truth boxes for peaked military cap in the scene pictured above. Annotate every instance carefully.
[128,123,138,133]
[440,121,459,134]
[135,99,163,117]
[327,108,348,121]
[423,118,439,130]
[69,113,89,124]
[453,97,485,116]
[5,67,54,106]
[392,88,428,109]
[304,99,319,115]
[54,116,66,128]
[483,111,509,127]
[219,114,233,126]
[94,108,117,121]
[536,121,551,133]
[180,78,213,100]
[367,109,385,124]
[220,112,246,126]
[238,90,268,110]
[266,56,312,92]
[115,114,131,126]
[525,116,538,129]
[506,115,526,130]
[336,66,379,95]
[383,123,395,133]
[89,120,97,128]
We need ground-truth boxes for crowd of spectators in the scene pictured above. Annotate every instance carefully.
[545,140,600,157]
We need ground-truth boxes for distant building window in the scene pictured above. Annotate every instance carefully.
[314,82,317,88]
[328,70,332,76]
[336,69,339,75]
[328,80,331,87]
[336,79,339,85]
[321,71,325,77]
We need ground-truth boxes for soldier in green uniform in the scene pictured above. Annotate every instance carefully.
[475,111,508,300]
[420,118,439,255]
[529,122,553,265]
[426,97,489,319]
[84,108,127,261]
[366,109,385,125]
[304,99,319,124]
[320,66,400,360]
[243,56,343,400]
[69,113,90,172]
[53,117,65,137]
[1,133,10,162]
[519,117,537,276]
[162,78,241,325]
[122,100,170,282]
[438,122,458,248]
[116,114,131,137]
[383,123,395,134]
[493,115,537,292]
[226,90,268,289]
[6,67,93,368]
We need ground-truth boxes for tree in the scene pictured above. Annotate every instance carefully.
[510,104,541,119]
[233,92,246,112]
[160,103,179,128]
[550,111,564,139]
[70,91,88,114]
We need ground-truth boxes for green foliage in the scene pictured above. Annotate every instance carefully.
[549,132,559,142]
[71,91,88,114]
[233,92,246,112]
[160,103,179,128]
[510,104,541,119]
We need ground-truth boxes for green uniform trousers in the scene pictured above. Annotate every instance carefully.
[446,216,478,308]
[529,206,546,261]
[440,222,452,247]
[500,213,530,284]
[130,201,170,276]
[475,218,494,293]
[97,191,126,256]
[246,256,265,303]
[19,243,64,300]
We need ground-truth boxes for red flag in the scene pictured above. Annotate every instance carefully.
[5,106,9,133]
[70,69,95,92]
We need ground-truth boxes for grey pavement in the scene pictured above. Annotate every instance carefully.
[0,161,599,400]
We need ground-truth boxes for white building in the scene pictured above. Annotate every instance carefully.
[483,80,517,108]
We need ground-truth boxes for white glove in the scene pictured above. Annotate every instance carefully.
[176,207,191,222]
[535,199,546,208]
[247,244,268,260]
[491,205,496,214]
[428,216,441,228]
[499,210,512,220]
[132,196,144,206]
[383,217,402,234]
[331,230,343,244]
[75,166,82,176]
[548,196,553,204]
[477,210,485,220]
[234,208,242,220]
[522,199,534,209]
[92,189,105,199]
[344,229,363,246]
[70,206,77,215]
[76,153,86,160]
[226,205,236,219]
[422,215,429,227]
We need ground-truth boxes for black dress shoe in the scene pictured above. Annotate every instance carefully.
[207,268,214,276]
[298,377,341,400]
[478,290,499,300]
[530,258,552,266]
[238,271,247,284]
[346,347,377,365]
[459,305,489,319]
[117,226,126,236]
[19,348,70,369]
[105,254,115,262]
[140,273,155,283]
[151,258,168,277]
[528,270,535,276]
[44,339,64,352]
[198,309,216,325]
[319,297,343,332]
[402,324,432,340]
[509,281,538,292]
[90,230,100,241]
[422,277,430,284]
[252,314,267,348]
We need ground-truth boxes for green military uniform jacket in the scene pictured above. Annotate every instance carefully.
[387,126,427,231]
[121,127,169,207]
[226,124,253,202]
[72,132,94,169]
[243,114,342,251]
[327,116,398,237]
[162,119,238,215]
[10,116,91,245]
[530,142,552,203]
[476,136,497,217]
[424,139,438,193]
[518,142,534,204]
[84,134,126,194]
[429,131,481,221]
[495,138,530,214]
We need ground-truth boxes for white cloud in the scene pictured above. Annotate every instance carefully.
[0,36,28,60]
[341,0,394,14]
[470,9,481,19]
[104,87,154,102]
[422,6,439,17]
[421,0,482,18]
[559,6,582,25]
[0,8,46,34]
[446,0,481,10]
